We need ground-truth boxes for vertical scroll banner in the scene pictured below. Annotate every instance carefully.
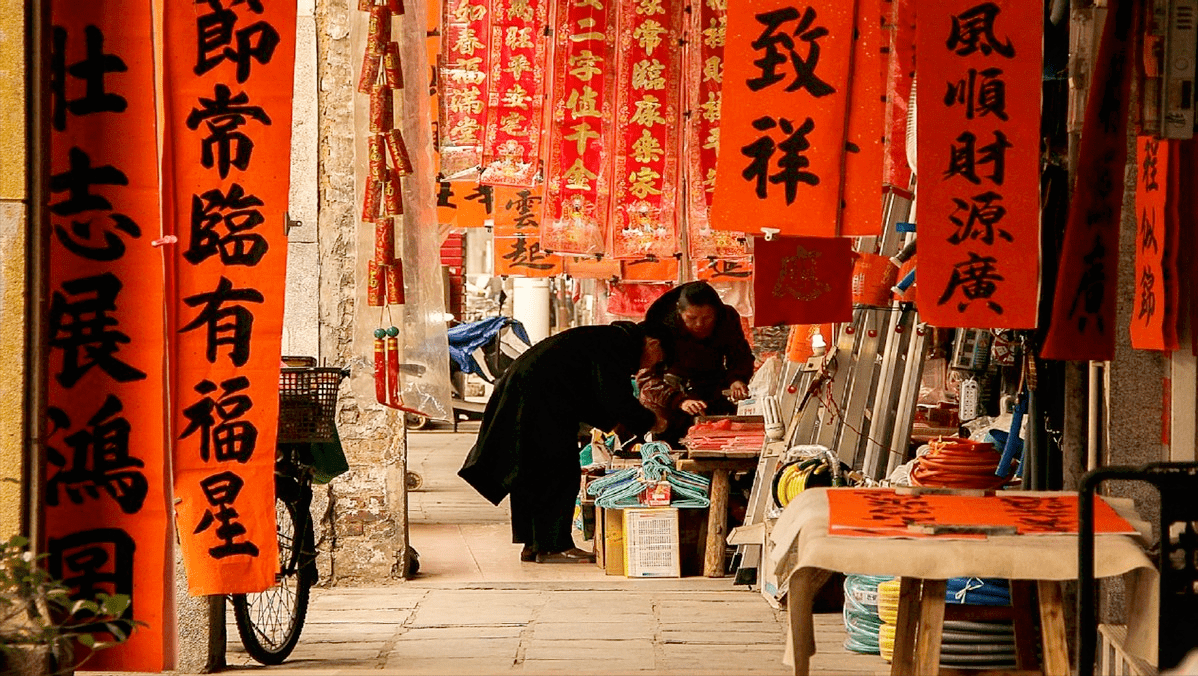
[162,0,295,595]
[1041,0,1133,359]
[883,0,915,188]
[480,0,548,186]
[752,235,853,326]
[437,180,495,227]
[915,0,1042,329]
[494,186,563,276]
[685,0,749,263]
[440,0,491,179]
[45,0,168,668]
[609,0,684,259]
[1130,137,1175,350]
[542,0,617,255]
[712,0,883,237]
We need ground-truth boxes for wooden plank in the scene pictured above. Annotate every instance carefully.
[891,577,923,676]
[787,568,835,676]
[703,468,731,577]
[1009,580,1040,672]
[1038,580,1070,676]
[913,579,947,676]
[603,508,624,576]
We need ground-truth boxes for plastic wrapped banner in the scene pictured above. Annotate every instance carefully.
[45,0,169,667]
[541,0,618,255]
[479,0,548,186]
[916,0,1042,329]
[622,256,679,283]
[609,0,683,259]
[607,281,671,318]
[440,0,491,179]
[162,0,294,595]
[1129,136,1176,350]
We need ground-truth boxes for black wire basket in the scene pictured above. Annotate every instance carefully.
[277,367,343,443]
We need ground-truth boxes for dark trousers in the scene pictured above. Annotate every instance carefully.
[509,449,580,554]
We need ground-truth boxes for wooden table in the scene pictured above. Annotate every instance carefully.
[676,455,757,577]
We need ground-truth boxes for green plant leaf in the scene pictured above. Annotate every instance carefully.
[77,633,96,647]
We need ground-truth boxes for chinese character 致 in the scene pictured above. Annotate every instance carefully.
[48,273,147,388]
[180,377,257,463]
[747,7,834,97]
[186,84,273,178]
[936,250,1005,314]
[194,471,260,559]
[180,276,266,366]
[740,115,819,204]
[46,396,147,515]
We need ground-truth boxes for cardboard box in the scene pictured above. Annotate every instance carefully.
[623,507,681,578]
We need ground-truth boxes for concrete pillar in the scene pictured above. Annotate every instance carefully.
[513,277,551,343]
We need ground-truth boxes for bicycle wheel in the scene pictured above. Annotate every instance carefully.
[232,484,314,665]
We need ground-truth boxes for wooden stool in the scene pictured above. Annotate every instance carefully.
[890,579,1070,676]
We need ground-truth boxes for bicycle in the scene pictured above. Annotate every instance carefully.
[231,361,347,665]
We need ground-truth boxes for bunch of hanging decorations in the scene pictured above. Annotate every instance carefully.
[587,442,710,509]
[908,438,1013,490]
[772,453,854,509]
[877,577,1016,669]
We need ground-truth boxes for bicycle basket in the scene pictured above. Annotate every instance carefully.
[278,367,343,443]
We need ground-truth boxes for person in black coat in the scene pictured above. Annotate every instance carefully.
[639,281,755,444]
[458,321,667,563]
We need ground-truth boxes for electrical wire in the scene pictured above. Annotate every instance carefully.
[909,437,1013,489]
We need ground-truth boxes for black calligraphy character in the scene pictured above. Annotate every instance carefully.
[46,397,147,515]
[194,471,260,558]
[741,116,819,204]
[746,7,834,96]
[1140,206,1159,254]
[195,0,280,83]
[55,213,141,263]
[50,148,128,216]
[945,131,1011,185]
[464,184,495,214]
[50,25,128,131]
[186,184,268,266]
[436,182,457,209]
[48,273,147,388]
[506,189,542,231]
[937,251,1005,314]
[180,276,265,366]
[1138,267,1157,324]
[1067,238,1107,333]
[948,191,1011,245]
[502,237,554,270]
[946,2,1015,58]
[706,259,752,279]
[944,67,1007,121]
[185,84,272,178]
[180,377,257,463]
[48,529,136,622]
[1141,139,1160,191]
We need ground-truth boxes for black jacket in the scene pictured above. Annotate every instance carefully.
[643,283,755,398]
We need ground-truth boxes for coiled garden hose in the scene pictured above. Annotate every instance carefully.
[843,574,893,654]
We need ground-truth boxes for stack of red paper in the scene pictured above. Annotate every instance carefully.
[681,418,766,453]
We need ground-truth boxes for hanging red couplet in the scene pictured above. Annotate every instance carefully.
[494,186,563,276]
[609,0,684,259]
[479,0,547,186]
[685,0,749,264]
[437,181,495,227]
[753,236,853,326]
[162,0,295,595]
[622,256,679,283]
[1130,137,1176,350]
[440,0,491,179]
[712,0,882,237]
[564,254,621,279]
[542,0,617,255]
[44,0,169,668]
[1041,0,1134,359]
[915,0,1042,329]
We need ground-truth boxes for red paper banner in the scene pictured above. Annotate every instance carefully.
[1041,0,1134,359]
[609,0,683,259]
[711,0,881,237]
[882,0,914,188]
[753,235,853,326]
[163,0,295,595]
[684,0,748,262]
[429,0,443,175]
[564,254,621,279]
[493,186,563,276]
[541,0,617,255]
[479,0,548,186]
[695,257,754,283]
[915,0,1042,329]
[440,0,491,179]
[1130,137,1175,350]
[622,256,679,282]
[437,180,495,227]
[45,1,168,668]
[840,0,884,236]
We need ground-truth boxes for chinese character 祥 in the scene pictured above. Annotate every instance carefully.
[948,191,1011,245]
[180,377,257,463]
[747,7,834,96]
[50,25,128,132]
[180,276,266,366]
[48,529,136,620]
[946,2,1015,58]
[186,84,273,178]
[194,0,280,83]
[741,116,819,204]
[187,183,268,266]
[49,273,147,388]
[945,130,1012,185]
[944,67,1008,121]
[46,396,147,515]
[502,236,555,270]
[194,471,260,559]
[936,251,1005,314]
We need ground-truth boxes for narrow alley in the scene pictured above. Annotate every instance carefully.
[219,425,883,675]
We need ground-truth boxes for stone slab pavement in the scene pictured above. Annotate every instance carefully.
[210,427,887,675]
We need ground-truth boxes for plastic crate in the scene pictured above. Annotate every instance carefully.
[277,367,342,443]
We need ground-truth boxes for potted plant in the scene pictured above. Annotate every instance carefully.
[0,535,143,676]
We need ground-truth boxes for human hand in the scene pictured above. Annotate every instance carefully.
[681,399,707,416]
[729,381,750,401]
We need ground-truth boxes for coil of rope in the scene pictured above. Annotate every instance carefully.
[909,437,1013,490]
[772,454,853,508]
[843,575,893,654]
